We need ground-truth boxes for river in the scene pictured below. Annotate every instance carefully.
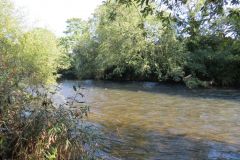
[58,80,240,160]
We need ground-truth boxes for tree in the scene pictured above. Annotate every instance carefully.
[60,18,89,55]
[0,2,94,159]
[61,0,240,87]
[20,28,69,84]
[64,2,186,82]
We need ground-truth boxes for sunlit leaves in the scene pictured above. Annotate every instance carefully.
[66,2,186,82]
[19,28,68,84]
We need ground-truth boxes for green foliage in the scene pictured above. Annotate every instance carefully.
[74,36,99,79]
[184,77,205,89]
[0,1,97,159]
[0,86,97,159]
[60,18,89,55]
[61,0,240,88]
[227,8,240,39]
[19,28,69,84]
[63,3,186,83]
[185,36,240,87]
[0,0,69,85]
[95,3,151,80]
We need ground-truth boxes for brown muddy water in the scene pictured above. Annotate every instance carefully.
[58,80,240,160]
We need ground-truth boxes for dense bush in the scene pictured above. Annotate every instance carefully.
[0,1,97,159]
[62,3,186,83]
[61,1,240,88]
[0,87,96,159]
[185,36,240,87]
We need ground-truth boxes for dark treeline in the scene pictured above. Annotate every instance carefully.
[60,0,240,88]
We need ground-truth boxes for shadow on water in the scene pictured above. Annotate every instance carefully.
[71,80,240,103]
[99,123,240,160]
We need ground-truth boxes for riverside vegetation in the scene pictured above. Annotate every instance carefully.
[0,0,240,159]
[60,0,240,88]
[0,0,97,159]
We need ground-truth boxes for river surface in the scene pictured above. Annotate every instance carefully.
[58,80,240,160]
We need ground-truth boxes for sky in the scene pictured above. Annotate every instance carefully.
[13,0,104,36]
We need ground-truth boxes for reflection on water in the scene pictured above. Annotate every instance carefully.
[58,80,240,160]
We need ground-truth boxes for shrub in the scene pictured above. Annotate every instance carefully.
[0,86,98,159]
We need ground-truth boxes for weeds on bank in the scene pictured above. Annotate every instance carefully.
[0,85,99,159]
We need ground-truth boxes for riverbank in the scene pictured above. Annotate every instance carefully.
[58,73,240,90]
